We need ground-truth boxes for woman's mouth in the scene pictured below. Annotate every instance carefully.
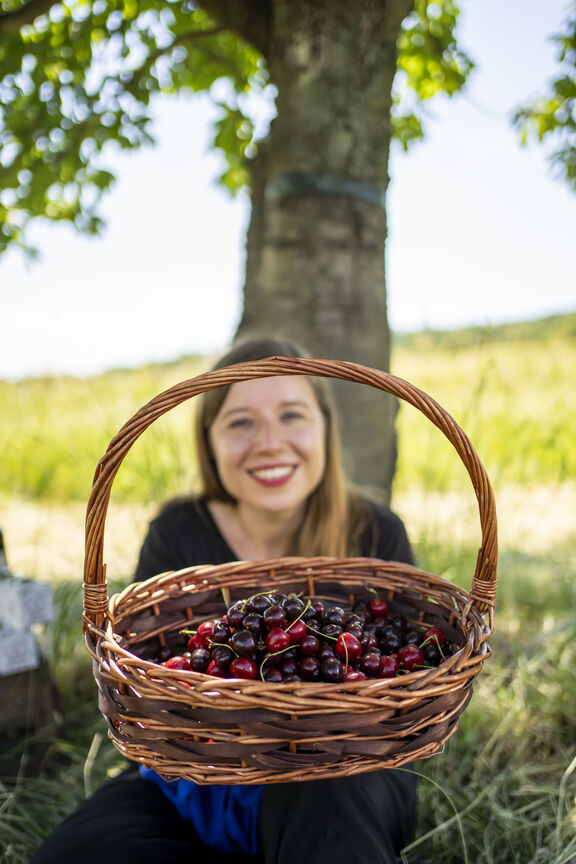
[248,465,297,487]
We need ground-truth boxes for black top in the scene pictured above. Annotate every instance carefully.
[133,497,414,582]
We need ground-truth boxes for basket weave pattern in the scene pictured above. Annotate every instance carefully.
[83,358,497,785]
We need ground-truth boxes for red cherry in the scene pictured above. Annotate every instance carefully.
[379,654,399,678]
[266,627,291,653]
[398,644,424,671]
[163,655,191,671]
[368,595,389,618]
[335,632,362,662]
[186,634,202,653]
[343,669,367,681]
[206,660,227,678]
[286,619,307,643]
[196,620,215,648]
[422,626,446,648]
[230,656,257,679]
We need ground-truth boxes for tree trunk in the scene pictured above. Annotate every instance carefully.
[237,0,412,500]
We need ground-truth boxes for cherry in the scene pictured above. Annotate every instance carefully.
[321,623,343,642]
[188,648,211,672]
[320,656,344,682]
[283,674,302,683]
[226,602,246,628]
[196,620,215,648]
[323,606,346,627]
[335,632,362,662]
[248,594,274,614]
[186,634,202,653]
[212,644,234,671]
[283,596,306,620]
[380,633,402,655]
[280,657,299,677]
[379,654,399,678]
[422,626,446,647]
[163,655,191,671]
[230,656,257,679]
[405,629,422,645]
[368,594,389,618]
[263,605,287,628]
[266,627,291,653]
[360,631,378,652]
[206,660,226,677]
[242,612,264,634]
[230,629,256,657]
[359,651,382,676]
[299,656,321,681]
[286,619,307,643]
[317,644,336,662]
[300,634,321,656]
[263,667,283,682]
[343,669,367,681]
[398,644,424,671]
[422,642,442,665]
[211,619,231,643]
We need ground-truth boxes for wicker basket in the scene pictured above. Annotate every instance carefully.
[83,357,497,785]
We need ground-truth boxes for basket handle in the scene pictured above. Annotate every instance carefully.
[83,356,497,629]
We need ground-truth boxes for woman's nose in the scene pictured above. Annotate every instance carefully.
[254,419,283,450]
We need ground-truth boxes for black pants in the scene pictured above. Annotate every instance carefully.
[30,766,417,864]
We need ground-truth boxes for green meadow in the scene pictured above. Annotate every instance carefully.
[1,313,575,863]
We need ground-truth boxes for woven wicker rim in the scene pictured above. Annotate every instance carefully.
[83,356,498,633]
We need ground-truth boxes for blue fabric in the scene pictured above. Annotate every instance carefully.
[140,767,264,855]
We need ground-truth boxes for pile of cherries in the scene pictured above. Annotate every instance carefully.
[156,590,456,683]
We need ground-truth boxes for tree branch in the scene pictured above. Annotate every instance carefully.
[192,0,272,58]
[0,0,61,34]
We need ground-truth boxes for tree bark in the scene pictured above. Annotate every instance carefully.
[217,0,413,499]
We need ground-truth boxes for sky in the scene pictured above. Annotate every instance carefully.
[1,0,575,380]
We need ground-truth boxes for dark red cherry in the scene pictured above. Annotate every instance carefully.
[262,667,283,683]
[283,596,306,620]
[300,634,321,656]
[320,656,344,682]
[242,612,264,634]
[359,651,382,676]
[343,669,367,681]
[379,654,399,678]
[299,656,321,681]
[230,629,256,657]
[398,644,424,671]
[196,620,215,648]
[264,605,287,628]
[188,648,211,672]
[247,593,274,614]
[226,602,246,628]
[422,626,446,648]
[211,619,231,643]
[230,656,257,679]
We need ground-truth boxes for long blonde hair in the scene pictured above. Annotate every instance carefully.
[194,335,367,557]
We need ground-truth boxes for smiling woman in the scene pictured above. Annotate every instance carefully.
[31,334,419,864]
[206,375,327,559]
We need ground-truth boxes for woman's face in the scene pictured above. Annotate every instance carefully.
[209,375,326,518]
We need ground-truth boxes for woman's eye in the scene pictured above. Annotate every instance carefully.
[281,411,304,422]
[228,417,253,429]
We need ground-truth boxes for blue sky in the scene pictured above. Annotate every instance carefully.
[2,0,575,379]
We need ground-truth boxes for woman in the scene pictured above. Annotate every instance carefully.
[32,335,417,864]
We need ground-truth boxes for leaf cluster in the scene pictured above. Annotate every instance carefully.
[0,0,265,254]
[514,2,576,192]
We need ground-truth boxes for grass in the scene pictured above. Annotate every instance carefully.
[1,313,575,863]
